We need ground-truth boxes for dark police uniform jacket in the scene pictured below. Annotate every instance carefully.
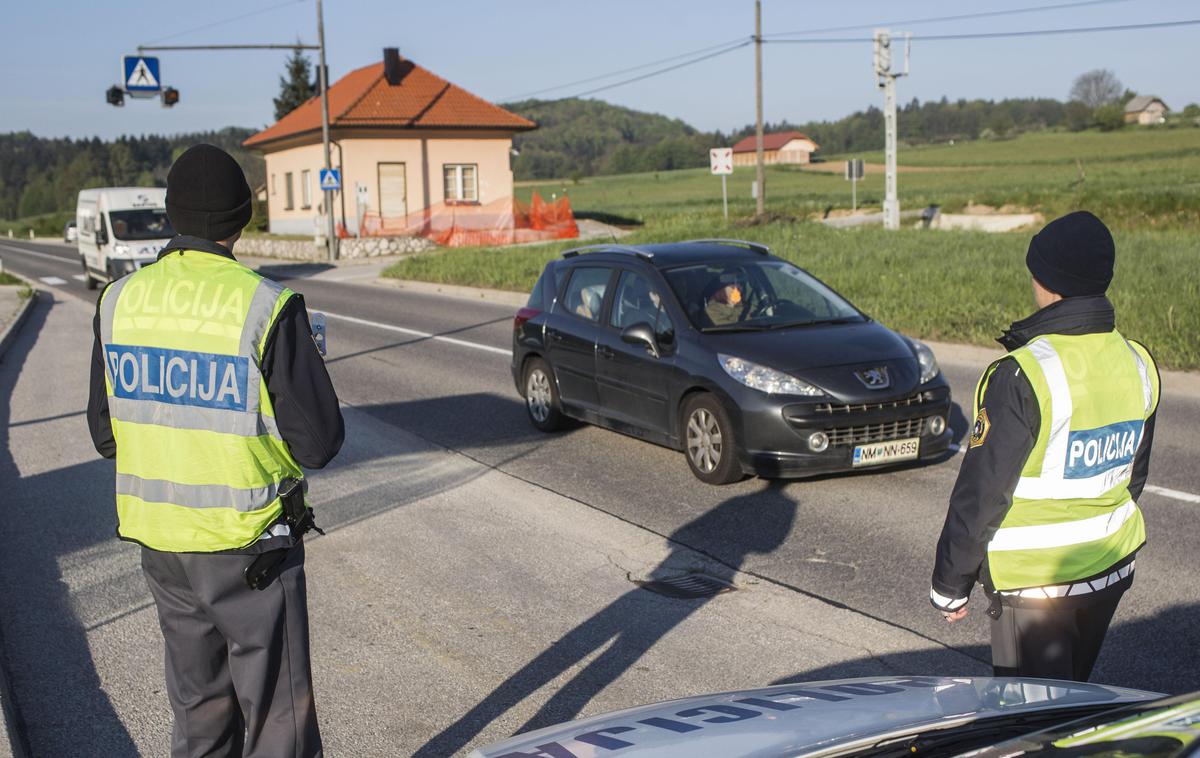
[931,295,1158,610]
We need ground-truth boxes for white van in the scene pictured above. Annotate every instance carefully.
[76,188,174,290]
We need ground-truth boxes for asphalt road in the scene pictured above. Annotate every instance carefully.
[1,238,1198,754]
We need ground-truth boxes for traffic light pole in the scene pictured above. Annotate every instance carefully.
[316,0,336,261]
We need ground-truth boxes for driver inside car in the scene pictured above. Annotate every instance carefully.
[704,279,747,326]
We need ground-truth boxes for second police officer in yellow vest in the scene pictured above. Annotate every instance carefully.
[930,210,1159,682]
[88,144,343,756]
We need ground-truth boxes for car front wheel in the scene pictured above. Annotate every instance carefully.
[524,357,566,432]
[81,259,98,290]
[682,394,743,484]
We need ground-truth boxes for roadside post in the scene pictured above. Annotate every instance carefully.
[710,147,733,221]
[845,159,864,211]
[354,182,369,237]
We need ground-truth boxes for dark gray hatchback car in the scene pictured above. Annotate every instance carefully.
[511,239,953,484]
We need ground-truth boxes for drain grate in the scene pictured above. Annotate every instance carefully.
[636,573,735,599]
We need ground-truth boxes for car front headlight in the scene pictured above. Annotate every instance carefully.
[113,243,132,256]
[908,338,940,383]
[719,354,824,396]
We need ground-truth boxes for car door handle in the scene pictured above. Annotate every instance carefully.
[597,345,614,359]
[549,331,566,342]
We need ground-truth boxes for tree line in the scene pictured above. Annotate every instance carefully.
[0,128,263,222]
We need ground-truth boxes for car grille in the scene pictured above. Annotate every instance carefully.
[813,392,934,416]
[828,417,927,447]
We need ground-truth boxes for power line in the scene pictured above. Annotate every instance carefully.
[141,0,308,47]
[766,18,1200,44]
[560,41,752,101]
[503,36,751,101]
[766,0,1135,38]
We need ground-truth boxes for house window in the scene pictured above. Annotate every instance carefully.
[301,169,312,209]
[284,172,294,210]
[443,164,478,203]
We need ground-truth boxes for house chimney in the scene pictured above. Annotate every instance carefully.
[383,48,402,84]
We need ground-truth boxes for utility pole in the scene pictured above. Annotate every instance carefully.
[316,0,337,261]
[874,29,908,230]
[754,0,765,218]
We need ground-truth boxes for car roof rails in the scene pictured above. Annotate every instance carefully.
[561,244,653,261]
[684,238,771,256]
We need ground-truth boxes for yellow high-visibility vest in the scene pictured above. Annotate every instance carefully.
[976,330,1159,591]
[99,249,301,552]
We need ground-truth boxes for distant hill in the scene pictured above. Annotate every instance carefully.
[503,98,712,180]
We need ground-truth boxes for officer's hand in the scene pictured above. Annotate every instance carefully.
[941,607,969,623]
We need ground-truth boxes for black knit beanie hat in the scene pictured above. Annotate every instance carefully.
[165,144,252,242]
[1025,211,1115,297]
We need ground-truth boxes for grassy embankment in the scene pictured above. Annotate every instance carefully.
[393,128,1199,369]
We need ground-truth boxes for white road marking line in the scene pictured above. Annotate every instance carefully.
[1144,485,1200,504]
[72,274,87,281]
[39,276,67,285]
[0,243,74,264]
[321,310,511,357]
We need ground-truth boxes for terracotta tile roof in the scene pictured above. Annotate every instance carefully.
[245,58,535,149]
[731,130,818,153]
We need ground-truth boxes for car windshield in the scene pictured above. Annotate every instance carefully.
[108,209,173,241]
[662,259,864,332]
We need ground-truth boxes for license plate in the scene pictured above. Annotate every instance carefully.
[852,437,920,467]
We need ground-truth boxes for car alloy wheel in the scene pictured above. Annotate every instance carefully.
[526,368,552,423]
[687,407,723,473]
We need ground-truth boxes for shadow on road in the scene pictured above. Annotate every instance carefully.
[415,481,799,758]
[770,601,1200,696]
[325,315,511,366]
[0,294,139,756]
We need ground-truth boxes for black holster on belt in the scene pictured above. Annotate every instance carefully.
[244,477,325,590]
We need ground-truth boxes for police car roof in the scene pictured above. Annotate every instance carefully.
[561,239,772,268]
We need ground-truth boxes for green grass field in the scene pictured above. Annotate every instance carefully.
[389,128,1199,369]
[517,128,1200,231]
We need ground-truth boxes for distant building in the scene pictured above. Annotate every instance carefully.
[245,48,536,236]
[730,131,819,166]
[1124,96,1169,125]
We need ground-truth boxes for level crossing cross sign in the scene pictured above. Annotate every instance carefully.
[319,168,341,192]
[709,147,733,175]
[122,56,161,97]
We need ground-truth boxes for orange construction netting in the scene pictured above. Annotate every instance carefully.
[355,192,578,247]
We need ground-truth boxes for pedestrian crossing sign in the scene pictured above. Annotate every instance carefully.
[319,169,341,192]
[123,56,161,96]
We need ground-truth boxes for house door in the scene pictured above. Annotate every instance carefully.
[377,162,407,220]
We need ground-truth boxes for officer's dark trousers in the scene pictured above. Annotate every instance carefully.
[141,542,323,758]
[990,588,1124,682]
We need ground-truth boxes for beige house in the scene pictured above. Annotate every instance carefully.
[1124,96,1169,125]
[245,48,536,236]
[730,131,819,167]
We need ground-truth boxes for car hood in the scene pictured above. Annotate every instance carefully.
[703,321,924,402]
[468,676,1160,758]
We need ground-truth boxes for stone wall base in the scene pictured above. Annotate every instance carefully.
[237,235,436,260]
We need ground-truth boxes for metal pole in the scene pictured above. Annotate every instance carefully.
[883,74,898,229]
[754,0,765,218]
[852,173,857,212]
[316,0,337,260]
[722,174,729,221]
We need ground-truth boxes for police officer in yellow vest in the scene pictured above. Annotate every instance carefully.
[930,211,1159,681]
[87,144,344,756]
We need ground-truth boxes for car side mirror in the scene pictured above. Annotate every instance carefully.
[96,229,108,245]
[621,322,659,359]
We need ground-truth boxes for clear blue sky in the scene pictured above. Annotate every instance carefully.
[2,0,1196,140]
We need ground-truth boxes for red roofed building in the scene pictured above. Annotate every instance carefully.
[245,48,536,236]
[730,131,819,167]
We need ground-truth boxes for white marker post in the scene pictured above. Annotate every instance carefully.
[710,147,733,221]
[845,158,864,211]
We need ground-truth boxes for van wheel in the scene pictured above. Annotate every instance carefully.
[682,394,744,485]
[524,357,566,432]
[81,259,98,290]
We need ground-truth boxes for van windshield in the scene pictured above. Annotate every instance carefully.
[109,209,173,241]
